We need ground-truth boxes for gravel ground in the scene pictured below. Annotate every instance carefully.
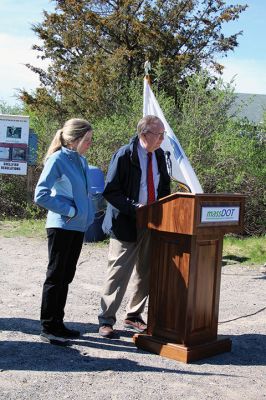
[0,236,265,400]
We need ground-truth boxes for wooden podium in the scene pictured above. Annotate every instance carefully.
[133,193,245,363]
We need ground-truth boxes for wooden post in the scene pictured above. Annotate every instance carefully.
[26,165,34,203]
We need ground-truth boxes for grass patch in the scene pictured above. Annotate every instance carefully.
[0,219,46,238]
[0,219,108,246]
[0,220,265,265]
[223,235,266,266]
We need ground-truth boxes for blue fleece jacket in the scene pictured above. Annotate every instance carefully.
[34,146,95,232]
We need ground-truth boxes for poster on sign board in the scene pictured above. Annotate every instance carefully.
[0,114,29,175]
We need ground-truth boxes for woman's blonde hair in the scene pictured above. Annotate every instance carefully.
[44,118,92,163]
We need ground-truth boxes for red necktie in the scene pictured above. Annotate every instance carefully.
[147,152,155,204]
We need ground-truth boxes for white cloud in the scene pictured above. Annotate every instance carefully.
[0,33,49,105]
[219,58,266,95]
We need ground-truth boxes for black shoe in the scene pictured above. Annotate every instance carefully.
[40,324,80,343]
[40,331,70,346]
[56,324,80,339]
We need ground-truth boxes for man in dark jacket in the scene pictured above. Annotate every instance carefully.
[98,115,171,338]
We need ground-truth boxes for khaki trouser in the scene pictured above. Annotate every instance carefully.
[98,229,151,326]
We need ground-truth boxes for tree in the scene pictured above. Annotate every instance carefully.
[21,0,247,118]
[0,101,23,115]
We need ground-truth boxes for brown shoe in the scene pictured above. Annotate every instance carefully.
[99,324,114,338]
[124,318,147,333]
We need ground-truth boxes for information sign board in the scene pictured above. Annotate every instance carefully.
[0,114,29,175]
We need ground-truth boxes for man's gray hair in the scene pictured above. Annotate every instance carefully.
[137,115,163,136]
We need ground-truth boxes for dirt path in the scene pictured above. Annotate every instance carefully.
[0,237,265,399]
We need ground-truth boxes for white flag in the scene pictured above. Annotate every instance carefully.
[143,77,203,194]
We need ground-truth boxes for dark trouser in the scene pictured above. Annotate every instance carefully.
[41,228,84,331]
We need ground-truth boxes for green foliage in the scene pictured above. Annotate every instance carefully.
[23,202,46,220]
[212,123,265,235]
[174,73,265,235]
[0,101,24,115]
[25,106,60,164]
[175,72,236,177]
[0,173,46,220]
[89,80,143,171]
[0,175,28,218]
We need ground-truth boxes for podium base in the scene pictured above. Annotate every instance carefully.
[133,334,232,363]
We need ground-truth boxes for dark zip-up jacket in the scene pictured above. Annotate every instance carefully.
[102,135,170,241]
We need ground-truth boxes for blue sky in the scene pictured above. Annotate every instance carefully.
[218,0,266,94]
[0,0,265,105]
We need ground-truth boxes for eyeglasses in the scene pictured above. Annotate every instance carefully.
[144,130,165,138]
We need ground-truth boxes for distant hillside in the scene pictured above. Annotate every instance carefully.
[230,93,266,124]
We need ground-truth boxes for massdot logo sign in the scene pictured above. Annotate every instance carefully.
[201,206,240,223]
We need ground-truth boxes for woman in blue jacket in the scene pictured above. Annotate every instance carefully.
[35,118,95,344]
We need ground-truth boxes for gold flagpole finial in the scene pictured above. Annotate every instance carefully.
[144,60,151,85]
